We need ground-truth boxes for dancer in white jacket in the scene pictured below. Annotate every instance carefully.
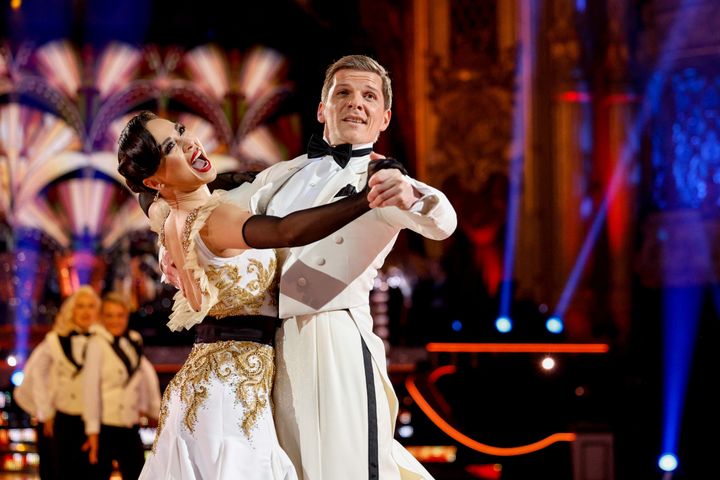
[245,55,457,480]
[83,292,161,479]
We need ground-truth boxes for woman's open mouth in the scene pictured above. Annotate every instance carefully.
[191,151,212,172]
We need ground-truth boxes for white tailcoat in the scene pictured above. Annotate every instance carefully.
[82,325,161,434]
[225,153,456,480]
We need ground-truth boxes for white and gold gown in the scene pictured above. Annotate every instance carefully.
[140,191,297,480]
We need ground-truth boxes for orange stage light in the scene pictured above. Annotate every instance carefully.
[405,374,577,456]
[425,342,609,354]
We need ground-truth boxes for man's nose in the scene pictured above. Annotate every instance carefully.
[347,91,364,108]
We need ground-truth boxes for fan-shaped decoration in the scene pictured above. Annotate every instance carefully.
[0,104,82,223]
[95,43,143,100]
[0,39,301,323]
[183,45,229,101]
[33,41,81,100]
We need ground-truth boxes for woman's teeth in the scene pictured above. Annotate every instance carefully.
[191,155,211,171]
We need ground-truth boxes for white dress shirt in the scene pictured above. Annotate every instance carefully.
[83,325,161,434]
[266,142,373,216]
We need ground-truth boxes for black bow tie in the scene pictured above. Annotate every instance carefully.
[307,134,373,168]
[68,331,90,337]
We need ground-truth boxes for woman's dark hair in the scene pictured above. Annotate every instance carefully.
[117,111,162,194]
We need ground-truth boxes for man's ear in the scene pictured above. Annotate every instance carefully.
[379,109,392,132]
[317,102,326,124]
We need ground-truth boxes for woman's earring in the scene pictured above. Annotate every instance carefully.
[153,188,161,203]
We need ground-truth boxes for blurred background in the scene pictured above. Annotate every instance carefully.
[0,0,718,478]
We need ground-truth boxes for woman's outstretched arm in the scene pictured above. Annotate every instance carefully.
[203,158,407,252]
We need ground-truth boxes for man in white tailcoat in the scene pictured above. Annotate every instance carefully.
[241,55,456,480]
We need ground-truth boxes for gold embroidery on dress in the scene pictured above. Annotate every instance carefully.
[154,341,274,442]
[182,208,201,253]
[159,209,171,249]
[151,379,174,453]
[206,258,278,318]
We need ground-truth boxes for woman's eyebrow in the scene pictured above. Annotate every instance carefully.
[160,123,183,151]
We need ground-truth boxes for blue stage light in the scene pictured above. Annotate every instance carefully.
[546,316,564,334]
[495,316,512,333]
[451,320,463,332]
[398,425,414,438]
[658,453,678,472]
[10,370,24,387]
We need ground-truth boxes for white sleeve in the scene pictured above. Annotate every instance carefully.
[31,339,56,422]
[82,338,103,435]
[139,357,162,420]
[375,177,457,240]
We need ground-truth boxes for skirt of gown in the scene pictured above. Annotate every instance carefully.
[139,340,297,480]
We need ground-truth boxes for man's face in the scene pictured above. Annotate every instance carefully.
[317,69,391,146]
[101,301,129,337]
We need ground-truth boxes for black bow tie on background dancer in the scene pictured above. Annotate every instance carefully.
[68,330,91,337]
[307,134,373,168]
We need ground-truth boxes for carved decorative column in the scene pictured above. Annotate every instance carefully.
[597,0,638,346]
[547,0,594,339]
[513,0,542,303]
[412,0,517,271]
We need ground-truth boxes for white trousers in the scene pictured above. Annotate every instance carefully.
[273,309,433,480]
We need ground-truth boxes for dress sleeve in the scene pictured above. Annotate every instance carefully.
[242,190,369,248]
[241,158,408,248]
[165,192,227,331]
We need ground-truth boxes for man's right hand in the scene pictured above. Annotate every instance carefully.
[42,417,54,438]
[81,433,99,464]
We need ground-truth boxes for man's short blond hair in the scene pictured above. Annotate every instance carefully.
[102,292,130,312]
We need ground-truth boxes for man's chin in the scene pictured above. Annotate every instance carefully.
[334,133,373,145]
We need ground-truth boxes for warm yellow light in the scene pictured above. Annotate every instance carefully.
[10,0,21,11]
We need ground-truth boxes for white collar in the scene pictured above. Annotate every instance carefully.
[322,137,374,152]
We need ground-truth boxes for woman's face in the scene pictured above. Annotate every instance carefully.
[145,118,216,192]
[73,293,99,332]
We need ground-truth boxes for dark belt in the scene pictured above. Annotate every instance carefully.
[194,315,279,346]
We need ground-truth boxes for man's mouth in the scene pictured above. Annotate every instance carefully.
[344,117,366,124]
[190,150,212,172]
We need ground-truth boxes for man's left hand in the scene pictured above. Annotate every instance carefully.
[367,153,419,210]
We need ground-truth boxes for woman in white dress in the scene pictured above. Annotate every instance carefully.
[117,111,401,479]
